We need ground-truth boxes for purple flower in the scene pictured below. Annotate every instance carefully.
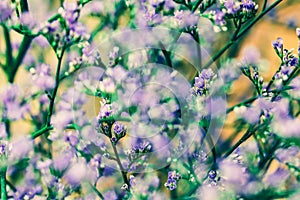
[0,0,13,22]
[0,141,8,156]
[272,37,283,51]
[142,7,162,25]
[164,0,176,10]
[272,117,300,137]
[0,84,30,120]
[219,159,249,189]
[174,10,199,28]
[36,159,52,171]
[99,77,116,93]
[213,10,226,26]
[20,12,37,29]
[106,65,127,83]
[164,179,177,190]
[165,171,181,191]
[97,103,113,120]
[132,141,152,153]
[53,150,73,171]
[81,47,100,64]
[42,20,60,33]
[103,190,118,200]
[241,0,257,12]
[113,122,126,136]
[129,175,136,186]
[64,131,79,146]
[208,170,217,179]
[264,167,290,187]
[108,46,120,60]
[33,36,50,48]
[70,22,88,39]
[82,1,104,14]
[223,0,241,14]
[201,69,215,80]
[239,105,261,124]
[0,84,20,103]
[51,110,73,131]
[60,2,79,25]
[275,146,299,163]
[192,69,215,96]
[9,136,33,161]
[5,102,29,120]
[89,154,102,169]
[290,76,300,98]
[63,161,87,187]
[288,57,298,67]
[168,171,181,180]
[31,64,55,90]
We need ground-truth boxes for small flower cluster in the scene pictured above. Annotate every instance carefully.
[164,171,181,190]
[0,0,13,22]
[221,0,258,16]
[111,121,127,144]
[192,68,215,96]
[30,64,55,90]
[0,84,29,120]
[207,0,258,31]
[271,37,299,87]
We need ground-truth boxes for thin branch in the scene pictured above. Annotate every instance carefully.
[46,49,65,126]
[1,25,13,70]
[0,170,7,200]
[202,0,283,69]
[110,140,130,191]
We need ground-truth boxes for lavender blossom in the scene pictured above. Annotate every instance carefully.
[223,0,241,14]
[0,0,13,22]
[31,64,55,90]
[20,12,37,30]
[9,136,33,161]
[272,37,283,52]
[164,171,181,190]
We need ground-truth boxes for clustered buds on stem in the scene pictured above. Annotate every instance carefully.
[192,68,215,96]
[111,122,127,145]
[164,171,181,191]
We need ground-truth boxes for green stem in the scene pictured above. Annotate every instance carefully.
[20,0,29,13]
[0,170,7,200]
[8,36,33,83]
[31,124,78,139]
[5,179,16,192]
[159,41,173,68]
[1,25,13,70]
[223,127,255,158]
[31,125,53,139]
[46,50,65,127]
[258,138,281,169]
[110,140,130,191]
[226,96,259,114]
[191,0,203,13]
[202,41,233,69]
[90,184,104,200]
[236,0,282,39]
[270,67,300,101]
[262,0,268,11]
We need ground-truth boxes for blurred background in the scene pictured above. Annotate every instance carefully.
[0,0,300,198]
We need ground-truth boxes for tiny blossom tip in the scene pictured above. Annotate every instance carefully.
[296,28,300,39]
